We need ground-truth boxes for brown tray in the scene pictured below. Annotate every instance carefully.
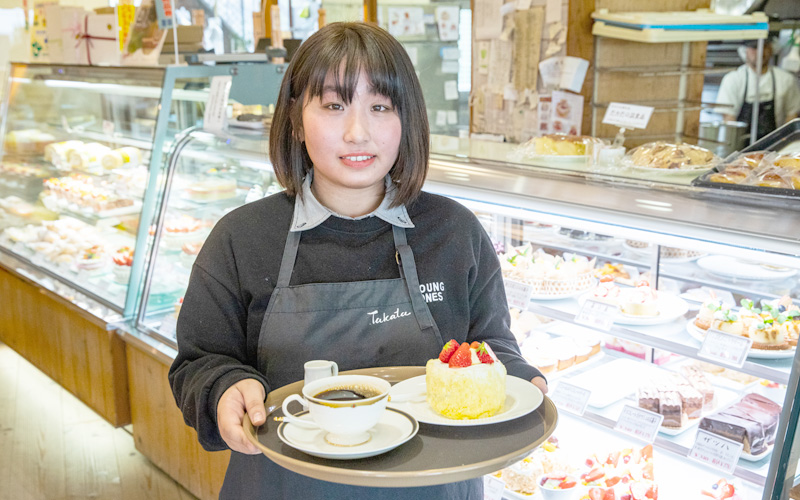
[243,366,558,487]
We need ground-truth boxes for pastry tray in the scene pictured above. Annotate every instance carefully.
[691,119,800,200]
[243,366,558,487]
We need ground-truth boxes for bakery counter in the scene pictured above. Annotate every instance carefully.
[118,326,228,500]
[496,408,764,500]
[0,251,130,426]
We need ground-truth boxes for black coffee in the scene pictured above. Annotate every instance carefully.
[314,385,381,401]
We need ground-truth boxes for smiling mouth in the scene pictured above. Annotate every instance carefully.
[341,155,376,161]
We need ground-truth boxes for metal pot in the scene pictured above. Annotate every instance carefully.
[698,121,750,157]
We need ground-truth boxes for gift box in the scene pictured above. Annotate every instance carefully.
[63,13,120,66]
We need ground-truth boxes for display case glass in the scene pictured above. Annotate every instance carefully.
[0,62,286,320]
[131,124,800,499]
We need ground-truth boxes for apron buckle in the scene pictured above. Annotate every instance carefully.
[395,251,401,266]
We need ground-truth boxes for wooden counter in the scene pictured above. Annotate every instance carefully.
[0,265,130,427]
[124,333,229,500]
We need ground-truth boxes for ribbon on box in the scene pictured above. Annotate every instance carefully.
[71,15,116,65]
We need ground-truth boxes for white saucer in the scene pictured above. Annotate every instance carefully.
[697,255,798,281]
[277,407,418,460]
[388,375,543,426]
[686,322,797,359]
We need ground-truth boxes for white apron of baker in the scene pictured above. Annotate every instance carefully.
[219,221,482,499]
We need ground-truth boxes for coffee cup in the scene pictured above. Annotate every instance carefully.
[304,360,338,385]
[281,374,391,446]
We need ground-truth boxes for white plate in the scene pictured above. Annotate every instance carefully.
[740,446,772,462]
[622,242,706,263]
[578,292,689,326]
[685,322,796,359]
[696,255,798,281]
[388,375,543,426]
[614,293,689,326]
[277,407,418,460]
[566,358,662,408]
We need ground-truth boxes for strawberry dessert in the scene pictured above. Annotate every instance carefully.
[112,246,134,283]
[425,339,506,419]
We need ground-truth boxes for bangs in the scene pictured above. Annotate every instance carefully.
[295,28,402,109]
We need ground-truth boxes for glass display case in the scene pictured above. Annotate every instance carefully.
[0,62,286,321]
[129,128,799,499]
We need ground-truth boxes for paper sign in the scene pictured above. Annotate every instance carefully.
[603,103,655,130]
[475,0,503,40]
[441,47,460,60]
[483,475,506,500]
[444,80,459,101]
[551,90,583,136]
[435,6,460,42]
[156,0,174,29]
[551,381,591,416]
[689,430,744,474]
[435,110,448,127]
[538,57,562,89]
[447,111,458,125]
[560,56,589,94]
[698,329,753,368]
[203,75,233,132]
[388,7,425,37]
[614,405,664,443]
[504,279,534,310]
[442,60,460,74]
[102,120,115,137]
[575,299,616,332]
[545,0,561,24]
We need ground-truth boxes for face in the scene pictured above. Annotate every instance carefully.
[300,71,402,199]
[745,44,773,70]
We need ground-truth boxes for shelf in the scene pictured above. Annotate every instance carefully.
[527,301,793,385]
[595,66,734,76]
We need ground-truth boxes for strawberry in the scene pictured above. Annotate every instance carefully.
[646,484,658,500]
[589,488,606,500]
[607,451,620,466]
[604,489,616,500]
[476,342,495,364]
[560,480,576,489]
[438,339,459,363]
[642,463,654,481]
[640,445,653,461]
[605,477,621,487]
[583,468,605,482]
[470,341,480,349]
[448,342,473,368]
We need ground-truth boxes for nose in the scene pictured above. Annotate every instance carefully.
[343,107,370,144]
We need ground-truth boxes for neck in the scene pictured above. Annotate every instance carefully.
[749,64,770,75]
[311,180,385,218]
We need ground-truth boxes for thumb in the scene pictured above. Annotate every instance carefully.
[238,379,267,426]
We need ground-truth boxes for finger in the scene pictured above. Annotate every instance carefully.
[532,376,549,394]
[238,380,267,426]
[230,427,262,455]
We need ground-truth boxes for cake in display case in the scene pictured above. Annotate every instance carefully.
[0,62,286,319]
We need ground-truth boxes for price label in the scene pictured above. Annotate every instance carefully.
[602,102,655,130]
[575,299,617,332]
[698,329,753,368]
[689,430,743,474]
[483,475,506,500]
[156,0,175,29]
[504,279,534,311]
[102,120,115,137]
[614,405,663,443]
[203,76,233,132]
[550,381,591,416]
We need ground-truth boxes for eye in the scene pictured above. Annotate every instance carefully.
[372,104,392,112]
[324,103,343,111]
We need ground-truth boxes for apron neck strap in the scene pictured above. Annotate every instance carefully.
[393,225,436,331]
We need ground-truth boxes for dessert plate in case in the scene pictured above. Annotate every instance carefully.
[387,375,543,426]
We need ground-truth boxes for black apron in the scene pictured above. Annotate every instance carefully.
[220,221,483,499]
[737,68,777,140]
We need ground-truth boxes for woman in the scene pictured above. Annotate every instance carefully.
[169,22,547,499]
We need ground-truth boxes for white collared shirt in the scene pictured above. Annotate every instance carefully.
[290,171,415,232]
[716,65,800,124]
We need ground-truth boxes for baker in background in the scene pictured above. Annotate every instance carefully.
[716,38,800,140]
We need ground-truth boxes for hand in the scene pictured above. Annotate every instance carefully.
[217,379,267,455]
[531,376,548,394]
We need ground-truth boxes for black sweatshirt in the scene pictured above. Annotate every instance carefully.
[169,190,543,453]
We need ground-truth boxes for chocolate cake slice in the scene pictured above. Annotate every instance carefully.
[676,383,704,419]
[738,393,781,444]
[638,386,660,414]
[659,390,683,428]
[680,366,715,409]
[699,409,768,455]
